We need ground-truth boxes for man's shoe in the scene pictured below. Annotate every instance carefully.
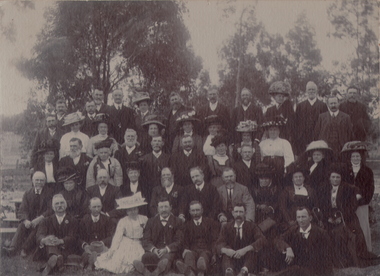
[176,260,188,274]
[151,258,168,276]
[225,267,235,276]
[42,255,58,276]
[197,257,207,272]
[20,249,27,258]
[56,255,64,271]
[133,260,150,276]
[237,268,249,276]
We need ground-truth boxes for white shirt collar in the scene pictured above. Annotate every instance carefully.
[183,149,192,156]
[242,159,251,168]
[126,145,136,154]
[160,215,171,221]
[209,101,218,111]
[152,151,162,158]
[294,185,308,196]
[234,221,244,228]
[299,224,312,238]
[195,182,205,191]
[91,214,100,222]
[242,103,251,111]
[141,110,149,117]
[55,214,66,224]
[329,110,339,117]
[99,185,107,196]
[73,155,80,165]
[165,183,174,194]
[308,98,317,105]
[114,104,122,110]
[193,217,203,225]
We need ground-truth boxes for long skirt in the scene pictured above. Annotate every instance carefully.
[356,204,372,252]
[95,237,144,274]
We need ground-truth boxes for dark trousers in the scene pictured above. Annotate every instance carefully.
[10,223,38,253]
[184,249,212,272]
[142,251,175,273]
[222,251,256,273]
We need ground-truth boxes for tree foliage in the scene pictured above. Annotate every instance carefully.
[16,1,202,111]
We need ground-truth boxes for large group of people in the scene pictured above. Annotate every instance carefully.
[3,81,378,276]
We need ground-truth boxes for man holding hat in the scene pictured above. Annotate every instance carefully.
[78,197,115,271]
[86,138,123,189]
[107,89,136,144]
[59,112,89,159]
[3,171,54,257]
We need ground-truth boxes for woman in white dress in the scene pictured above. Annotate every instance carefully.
[95,193,148,274]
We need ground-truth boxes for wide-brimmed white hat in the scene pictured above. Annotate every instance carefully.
[305,140,332,153]
[116,192,147,209]
[62,111,85,126]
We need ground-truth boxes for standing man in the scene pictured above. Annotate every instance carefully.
[55,98,69,133]
[133,92,153,134]
[165,92,189,151]
[217,168,255,223]
[92,89,108,113]
[294,82,327,155]
[3,172,54,257]
[231,88,263,142]
[216,203,267,276]
[176,201,219,276]
[134,197,183,276]
[273,207,333,276]
[30,114,64,170]
[81,99,98,138]
[36,194,78,276]
[107,89,137,144]
[198,87,231,135]
[340,86,371,141]
[314,96,353,157]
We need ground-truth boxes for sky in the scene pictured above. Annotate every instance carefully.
[0,0,374,116]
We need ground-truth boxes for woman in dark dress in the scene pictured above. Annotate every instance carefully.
[208,133,232,188]
[172,111,202,153]
[341,141,375,252]
[139,114,166,153]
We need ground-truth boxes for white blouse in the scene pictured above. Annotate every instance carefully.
[259,137,294,167]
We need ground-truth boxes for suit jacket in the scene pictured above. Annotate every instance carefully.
[86,157,123,188]
[150,184,183,217]
[81,114,98,138]
[34,161,59,183]
[30,127,64,168]
[86,184,122,213]
[114,145,145,178]
[295,99,327,154]
[179,183,222,220]
[306,159,329,196]
[170,149,208,186]
[343,165,374,206]
[106,105,136,144]
[233,159,257,188]
[18,186,54,221]
[198,102,231,134]
[164,105,189,150]
[142,214,183,253]
[96,103,108,114]
[340,101,370,141]
[313,111,353,154]
[274,224,333,276]
[231,104,263,141]
[135,110,153,134]
[279,185,317,223]
[59,153,92,187]
[78,213,115,249]
[36,213,79,255]
[182,217,219,254]
[217,183,255,222]
[140,151,171,189]
[265,100,295,143]
[56,188,89,219]
[216,220,266,252]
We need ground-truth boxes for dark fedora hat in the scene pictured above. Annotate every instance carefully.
[94,138,114,150]
[57,167,80,183]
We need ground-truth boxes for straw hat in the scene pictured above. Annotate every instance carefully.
[141,114,166,128]
[261,116,287,129]
[62,111,85,126]
[116,192,148,209]
[132,92,152,105]
[341,141,368,154]
[305,140,332,153]
[235,120,258,132]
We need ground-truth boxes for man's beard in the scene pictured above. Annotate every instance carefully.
[162,179,172,187]
[70,150,80,158]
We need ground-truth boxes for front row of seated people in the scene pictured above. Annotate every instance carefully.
[4,159,379,276]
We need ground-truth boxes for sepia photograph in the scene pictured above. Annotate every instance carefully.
[0,0,379,275]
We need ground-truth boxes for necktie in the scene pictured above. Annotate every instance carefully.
[228,188,233,199]
[197,186,201,192]
[236,227,241,239]
[196,221,200,226]
[301,231,309,239]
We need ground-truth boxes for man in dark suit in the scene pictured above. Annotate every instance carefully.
[294,82,328,155]
[217,168,255,223]
[273,207,333,276]
[216,203,267,276]
[314,96,353,157]
[30,113,64,170]
[78,197,115,271]
[106,89,136,144]
[36,194,79,276]
[86,169,122,214]
[340,86,371,141]
[58,138,92,188]
[92,89,108,113]
[231,88,263,142]
[134,197,183,276]
[81,99,98,138]
[165,92,189,152]
[140,135,170,191]
[55,98,69,133]
[150,167,183,217]
[233,145,257,189]
[198,87,231,135]
[179,166,222,221]
[3,172,54,257]
[170,135,208,186]
[176,201,219,276]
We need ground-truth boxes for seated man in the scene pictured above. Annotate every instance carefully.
[36,194,79,276]
[216,203,267,276]
[3,171,54,257]
[176,201,219,276]
[273,207,333,276]
[179,166,222,221]
[56,167,89,219]
[217,167,255,224]
[87,169,122,215]
[78,197,115,271]
[134,197,183,276]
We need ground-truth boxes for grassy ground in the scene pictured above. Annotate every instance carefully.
[1,132,380,275]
